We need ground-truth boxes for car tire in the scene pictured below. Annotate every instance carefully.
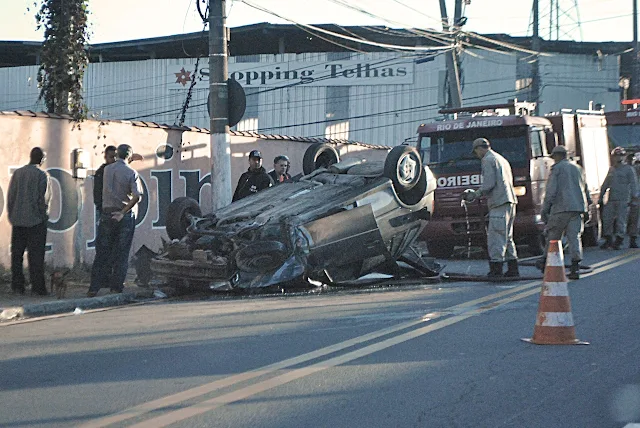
[235,240,289,273]
[166,197,202,240]
[426,240,454,259]
[384,145,423,192]
[302,143,340,175]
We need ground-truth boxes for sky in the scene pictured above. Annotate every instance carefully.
[0,0,633,44]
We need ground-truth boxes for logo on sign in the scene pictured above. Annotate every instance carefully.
[437,174,482,187]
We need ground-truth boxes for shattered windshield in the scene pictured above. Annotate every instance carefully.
[422,126,530,174]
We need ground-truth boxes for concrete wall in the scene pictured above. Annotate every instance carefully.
[0,113,387,269]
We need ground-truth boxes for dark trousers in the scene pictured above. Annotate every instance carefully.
[89,212,136,293]
[11,221,48,293]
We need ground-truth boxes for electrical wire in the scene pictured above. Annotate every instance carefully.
[240,0,454,52]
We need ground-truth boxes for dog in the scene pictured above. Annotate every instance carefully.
[50,269,70,299]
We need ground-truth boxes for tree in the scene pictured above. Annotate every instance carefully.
[34,0,90,120]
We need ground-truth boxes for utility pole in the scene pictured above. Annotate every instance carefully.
[439,0,463,108]
[532,0,541,115]
[209,0,232,210]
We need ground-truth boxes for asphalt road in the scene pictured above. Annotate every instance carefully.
[1,248,639,428]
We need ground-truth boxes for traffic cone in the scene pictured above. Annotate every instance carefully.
[522,240,589,345]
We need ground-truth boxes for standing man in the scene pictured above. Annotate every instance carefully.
[540,146,591,279]
[7,147,52,295]
[626,152,640,248]
[93,145,117,216]
[599,147,638,250]
[463,138,519,278]
[88,144,143,297]
[268,155,292,184]
[232,150,273,202]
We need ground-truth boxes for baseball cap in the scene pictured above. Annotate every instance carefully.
[471,138,490,153]
[249,150,262,159]
[550,145,567,156]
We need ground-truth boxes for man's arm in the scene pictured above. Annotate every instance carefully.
[628,167,639,203]
[477,157,496,197]
[541,166,559,221]
[39,171,52,218]
[599,169,613,204]
[112,171,142,221]
[582,168,592,206]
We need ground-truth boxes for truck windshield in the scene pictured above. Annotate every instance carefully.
[422,126,529,174]
[607,124,640,151]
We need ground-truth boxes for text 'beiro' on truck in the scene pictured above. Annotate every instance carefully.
[415,100,611,258]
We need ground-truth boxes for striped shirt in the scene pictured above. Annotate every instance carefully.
[7,164,51,227]
[102,159,143,214]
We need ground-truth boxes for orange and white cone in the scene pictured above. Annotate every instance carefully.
[522,240,589,345]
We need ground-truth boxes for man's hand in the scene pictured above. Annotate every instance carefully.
[111,211,125,222]
[462,189,477,202]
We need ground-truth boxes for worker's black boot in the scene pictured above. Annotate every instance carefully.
[613,236,624,250]
[600,236,612,250]
[568,260,580,280]
[487,262,502,279]
[504,259,520,277]
[630,237,638,249]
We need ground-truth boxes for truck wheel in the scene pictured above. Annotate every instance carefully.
[582,223,600,247]
[303,143,340,175]
[166,197,202,240]
[527,234,546,256]
[426,240,454,259]
[384,145,422,192]
[235,241,289,273]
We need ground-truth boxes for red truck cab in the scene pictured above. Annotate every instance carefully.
[416,101,609,258]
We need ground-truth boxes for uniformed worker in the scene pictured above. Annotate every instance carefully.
[462,138,519,278]
[625,152,640,248]
[540,145,591,279]
[599,147,639,250]
[232,150,273,202]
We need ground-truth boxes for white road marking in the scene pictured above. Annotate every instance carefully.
[83,251,640,427]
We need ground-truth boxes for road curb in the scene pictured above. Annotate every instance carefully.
[0,289,156,321]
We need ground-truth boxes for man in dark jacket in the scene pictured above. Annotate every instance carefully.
[7,147,52,295]
[268,155,292,184]
[232,150,273,201]
[93,145,117,215]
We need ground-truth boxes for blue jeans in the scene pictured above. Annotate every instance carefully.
[89,212,136,292]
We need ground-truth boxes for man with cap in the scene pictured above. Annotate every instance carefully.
[462,138,519,278]
[88,144,143,297]
[599,146,638,250]
[232,150,273,202]
[7,147,52,295]
[540,145,591,279]
[268,155,292,185]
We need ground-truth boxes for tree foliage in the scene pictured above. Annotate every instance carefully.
[34,0,90,120]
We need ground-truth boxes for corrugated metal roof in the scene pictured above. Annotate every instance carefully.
[0,110,391,149]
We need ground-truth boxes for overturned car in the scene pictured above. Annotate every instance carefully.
[150,143,438,290]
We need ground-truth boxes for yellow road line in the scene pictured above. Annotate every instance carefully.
[83,252,640,428]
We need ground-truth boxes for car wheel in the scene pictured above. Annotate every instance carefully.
[235,241,289,273]
[302,143,340,175]
[166,197,202,240]
[384,145,422,192]
[426,240,454,259]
